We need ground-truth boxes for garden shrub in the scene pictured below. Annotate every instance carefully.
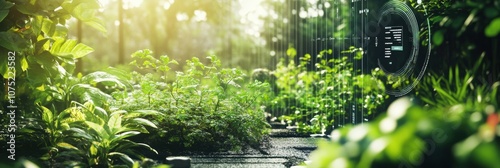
[269,47,387,134]
[307,94,500,168]
[308,54,500,167]
[0,0,107,134]
[417,55,499,109]
[20,101,161,167]
[421,0,500,81]
[112,49,271,157]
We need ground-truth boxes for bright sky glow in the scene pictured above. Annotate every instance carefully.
[98,0,267,41]
[238,0,265,38]
[98,0,143,9]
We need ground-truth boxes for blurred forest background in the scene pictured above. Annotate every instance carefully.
[72,0,346,73]
[72,0,499,85]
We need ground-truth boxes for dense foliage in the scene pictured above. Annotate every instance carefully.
[21,102,162,167]
[2,0,499,167]
[421,0,500,80]
[0,0,166,167]
[307,0,500,167]
[268,47,387,134]
[308,95,500,168]
[111,49,271,157]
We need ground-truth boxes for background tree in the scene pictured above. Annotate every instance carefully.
[73,0,270,72]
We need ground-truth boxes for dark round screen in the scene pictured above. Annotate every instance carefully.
[376,13,412,74]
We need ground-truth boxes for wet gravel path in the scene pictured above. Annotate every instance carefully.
[189,124,323,168]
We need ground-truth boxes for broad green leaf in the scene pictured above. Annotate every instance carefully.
[60,57,76,74]
[70,84,113,107]
[40,106,54,123]
[41,17,56,36]
[90,143,98,156]
[111,139,139,151]
[133,162,140,168]
[82,71,127,88]
[71,2,97,21]
[124,110,163,118]
[82,18,107,33]
[70,42,94,58]
[107,113,122,132]
[485,17,500,37]
[31,16,44,36]
[135,143,158,154]
[36,0,64,11]
[25,64,50,85]
[109,152,134,166]
[122,124,149,134]
[83,101,96,114]
[433,30,444,46]
[30,51,67,80]
[62,0,106,33]
[110,110,127,117]
[15,1,38,15]
[57,142,78,150]
[20,56,28,71]
[34,38,51,54]
[54,25,69,37]
[114,131,141,140]
[59,107,78,120]
[69,127,93,140]
[93,106,109,122]
[50,38,94,59]
[0,0,14,22]
[132,118,157,128]
[49,38,68,57]
[85,121,110,139]
[0,31,29,51]
[61,0,100,16]
[155,165,170,168]
[0,53,6,78]
[103,67,132,81]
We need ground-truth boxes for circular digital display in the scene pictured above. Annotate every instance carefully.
[370,0,431,96]
[376,13,414,74]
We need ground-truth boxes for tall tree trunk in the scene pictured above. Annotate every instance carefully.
[151,8,159,57]
[76,19,83,73]
[118,0,125,64]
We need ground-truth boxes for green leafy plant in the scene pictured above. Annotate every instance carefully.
[307,96,500,168]
[417,54,498,108]
[20,101,162,167]
[270,47,387,134]
[0,0,105,88]
[417,0,500,82]
[307,53,500,167]
[113,50,270,156]
[0,1,110,163]
[30,69,129,113]
[17,102,82,167]
[73,106,162,167]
